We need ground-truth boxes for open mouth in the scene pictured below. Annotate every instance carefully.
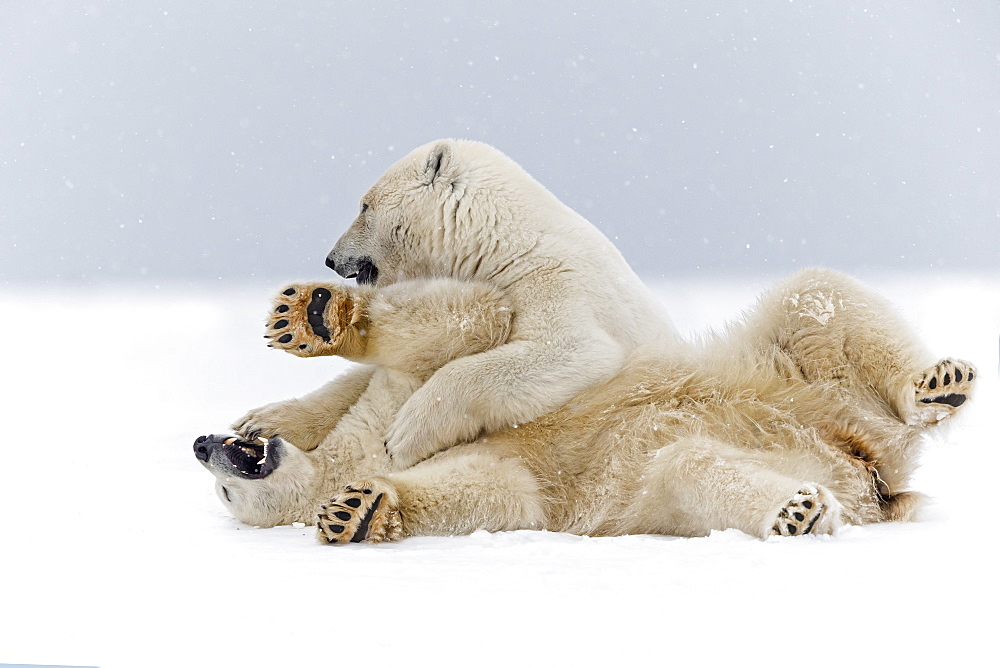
[221,436,280,479]
[356,260,379,285]
[328,255,379,285]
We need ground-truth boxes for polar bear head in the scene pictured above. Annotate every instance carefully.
[194,434,321,527]
[326,139,558,287]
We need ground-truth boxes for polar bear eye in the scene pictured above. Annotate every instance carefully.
[361,202,369,213]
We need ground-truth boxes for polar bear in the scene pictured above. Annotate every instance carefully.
[195,269,976,541]
[318,139,681,469]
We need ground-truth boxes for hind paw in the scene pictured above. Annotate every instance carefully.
[265,283,365,357]
[771,485,839,537]
[316,480,402,544]
[912,358,976,425]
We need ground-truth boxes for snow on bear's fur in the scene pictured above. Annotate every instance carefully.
[196,269,976,542]
[322,140,682,468]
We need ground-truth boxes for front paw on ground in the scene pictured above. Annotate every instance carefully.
[264,283,362,357]
[316,480,402,544]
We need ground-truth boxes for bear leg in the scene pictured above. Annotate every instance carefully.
[634,437,846,539]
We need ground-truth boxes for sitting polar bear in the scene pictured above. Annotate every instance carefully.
[194,269,975,542]
[313,139,680,469]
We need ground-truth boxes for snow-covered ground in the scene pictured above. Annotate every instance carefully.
[1,274,996,667]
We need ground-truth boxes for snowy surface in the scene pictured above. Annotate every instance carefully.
[1,276,996,667]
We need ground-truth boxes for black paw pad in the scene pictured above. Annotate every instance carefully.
[306,288,333,342]
[344,497,362,509]
[275,304,290,313]
[773,488,825,537]
[921,393,966,408]
[277,334,292,344]
[351,494,383,544]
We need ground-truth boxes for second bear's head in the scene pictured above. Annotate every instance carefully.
[326,138,576,288]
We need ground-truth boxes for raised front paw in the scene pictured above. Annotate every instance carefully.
[316,480,402,544]
[912,358,976,425]
[770,485,841,537]
[265,283,366,357]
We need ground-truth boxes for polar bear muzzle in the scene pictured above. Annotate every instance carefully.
[193,434,282,479]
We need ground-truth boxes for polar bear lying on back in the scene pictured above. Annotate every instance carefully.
[195,269,975,542]
[298,140,680,469]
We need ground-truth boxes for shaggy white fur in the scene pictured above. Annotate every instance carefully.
[200,269,975,542]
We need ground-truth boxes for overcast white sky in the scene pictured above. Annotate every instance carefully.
[2,1,998,285]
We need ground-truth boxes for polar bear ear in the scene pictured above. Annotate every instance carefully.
[422,140,456,186]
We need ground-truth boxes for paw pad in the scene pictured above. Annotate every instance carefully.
[913,358,976,425]
[316,481,402,545]
[772,486,827,537]
[264,283,361,357]
[306,288,333,342]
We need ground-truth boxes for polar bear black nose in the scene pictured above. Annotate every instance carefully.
[325,256,338,273]
[194,435,213,462]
